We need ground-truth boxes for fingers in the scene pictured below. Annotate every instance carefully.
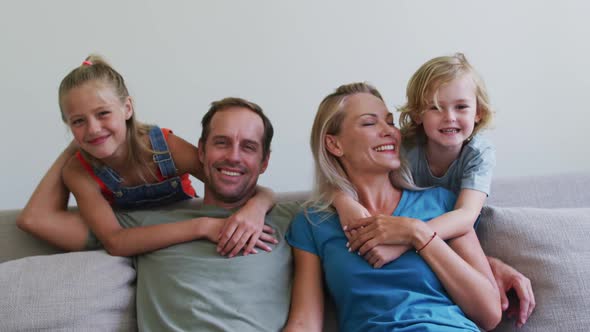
[498,284,509,311]
[344,216,374,231]
[512,276,535,327]
[225,230,250,258]
[262,224,275,234]
[243,231,260,256]
[216,222,237,253]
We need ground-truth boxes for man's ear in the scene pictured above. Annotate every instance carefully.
[123,97,134,120]
[259,151,270,174]
[197,139,205,163]
[325,134,343,157]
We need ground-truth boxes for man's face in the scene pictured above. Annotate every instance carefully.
[199,107,269,207]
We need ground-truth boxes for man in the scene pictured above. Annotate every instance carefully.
[114,97,299,331]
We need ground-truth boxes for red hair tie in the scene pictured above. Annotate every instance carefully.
[82,60,93,66]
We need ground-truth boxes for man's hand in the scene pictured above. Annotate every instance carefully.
[488,256,536,327]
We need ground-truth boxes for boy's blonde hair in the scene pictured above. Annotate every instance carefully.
[307,82,417,215]
[398,53,494,146]
[58,54,154,181]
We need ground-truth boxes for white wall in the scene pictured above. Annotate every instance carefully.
[2,1,589,209]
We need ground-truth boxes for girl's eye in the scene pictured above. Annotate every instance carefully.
[98,111,111,117]
[456,104,469,110]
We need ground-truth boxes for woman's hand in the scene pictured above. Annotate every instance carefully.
[345,215,420,255]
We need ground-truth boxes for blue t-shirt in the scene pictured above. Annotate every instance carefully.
[286,188,480,332]
[403,134,495,196]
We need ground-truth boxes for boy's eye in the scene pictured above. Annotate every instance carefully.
[98,111,111,117]
[428,105,439,111]
[71,119,84,126]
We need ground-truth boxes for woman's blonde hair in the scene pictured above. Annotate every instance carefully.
[58,54,154,181]
[306,82,417,216]
[398,53,494,146]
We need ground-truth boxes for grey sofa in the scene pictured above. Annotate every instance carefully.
[1,173,589,331]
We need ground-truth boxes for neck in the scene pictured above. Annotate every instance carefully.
[348,172,402,216]
[202,188,256,210]
[424,141,462,177]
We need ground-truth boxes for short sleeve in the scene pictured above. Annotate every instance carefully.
[460,135,496,195]
[285,210,320,256]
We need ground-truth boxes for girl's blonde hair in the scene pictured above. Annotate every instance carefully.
[398,53,494,146]
[58,54,154,181]
[306,82,417,216]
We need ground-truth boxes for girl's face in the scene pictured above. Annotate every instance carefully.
[417,74,481,151]
[326,93,402,176]
[61,81,132,161]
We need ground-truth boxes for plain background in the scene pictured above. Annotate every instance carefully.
[2,1,589,209]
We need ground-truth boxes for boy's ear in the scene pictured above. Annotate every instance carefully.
[124,97,134,120]
[325,134,343,157]
[411,113,423,125]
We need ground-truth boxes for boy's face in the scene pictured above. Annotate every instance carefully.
[417,74,481,151]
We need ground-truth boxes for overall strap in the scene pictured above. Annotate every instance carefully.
[149,126,178,178]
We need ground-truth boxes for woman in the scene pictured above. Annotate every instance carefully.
[284,82,501,331]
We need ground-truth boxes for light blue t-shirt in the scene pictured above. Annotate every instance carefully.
[286,188,479,332]
[403,134,496,196]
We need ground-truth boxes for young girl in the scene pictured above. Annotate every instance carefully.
[18,55,275,257]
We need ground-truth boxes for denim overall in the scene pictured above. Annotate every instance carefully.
[91,126,194,209]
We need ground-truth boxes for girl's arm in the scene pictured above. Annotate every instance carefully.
[17,144,89,251]
[167,132,277,257]
[62,158,275,256]
[426,188,487,240]
[283,248,324,332]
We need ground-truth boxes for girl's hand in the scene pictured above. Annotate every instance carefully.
[345,215,420,255]
[216,206,278,258]
[364,244,410,268]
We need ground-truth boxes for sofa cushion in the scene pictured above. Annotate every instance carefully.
[0,250,137,332]
[478,206,590,331]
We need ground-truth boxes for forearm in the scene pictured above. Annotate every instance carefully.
[97,217,212,257]
[417,230,501,330]
[425,208,476,241]
[248,185,276,213]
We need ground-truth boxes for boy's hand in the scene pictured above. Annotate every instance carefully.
[364,244,410,268]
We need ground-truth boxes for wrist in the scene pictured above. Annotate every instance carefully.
[410,222,433,250]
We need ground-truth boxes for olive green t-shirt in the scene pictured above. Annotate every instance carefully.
[113,202,300,332]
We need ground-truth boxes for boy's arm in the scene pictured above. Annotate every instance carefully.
[217,185,278,257]
[426,188,487,240]
[332,190,370,236]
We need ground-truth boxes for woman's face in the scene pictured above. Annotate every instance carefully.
[326,92,402,176]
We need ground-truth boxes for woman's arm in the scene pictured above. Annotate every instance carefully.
[283,248,324,332]
[417,226,502,330]
[17,144,89,251]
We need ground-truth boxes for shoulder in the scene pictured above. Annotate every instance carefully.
[402,187,457,213]
[274,201,304,219]
[462,134,495,157]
